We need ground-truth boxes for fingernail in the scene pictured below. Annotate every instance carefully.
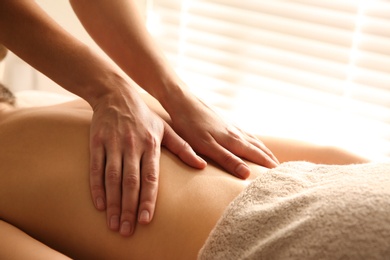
[198,156,207,166]
[139,210,150,223]
[235,164,250,178]
[120,221,132,236]
[110,215,119,230]
[96,197,105,210]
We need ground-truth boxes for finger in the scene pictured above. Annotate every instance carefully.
[218,128,279,168]
[239,140,279,168]
[104,145,123,232]
[248,138,280,166]
[89,135,106,211]
[244,132,280,165]
[202,140,250,179]
[119,149,141,236]
[162,123,207,169]
[137,141,160,226]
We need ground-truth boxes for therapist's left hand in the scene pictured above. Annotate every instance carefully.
[167,92,280,179]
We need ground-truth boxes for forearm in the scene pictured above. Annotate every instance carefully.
[69,0,188,111]
[0,0,132,107]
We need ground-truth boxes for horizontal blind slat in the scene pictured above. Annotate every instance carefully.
[185,2,356,47]
[148,0,390,161]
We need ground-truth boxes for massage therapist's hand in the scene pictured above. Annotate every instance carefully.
[167,91,279,179]
[89,88,206,237]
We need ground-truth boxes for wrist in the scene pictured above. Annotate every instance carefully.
[81,71,137,111]
[155,80,194,116]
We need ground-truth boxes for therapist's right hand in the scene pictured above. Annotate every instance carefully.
[88,86,206,237]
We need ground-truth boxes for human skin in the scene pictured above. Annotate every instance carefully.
[0,44,6,61]
[0,94,368,259]
[0,0,205,236]
[0,0,279,235]
[0,99,264,259]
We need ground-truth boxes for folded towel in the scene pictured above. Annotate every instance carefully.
[198,162,390,260]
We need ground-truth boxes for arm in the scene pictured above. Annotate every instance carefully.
[0,220,71,260]
[70,0,280,178]
[0,0,112,103]
[69,0,183,103]
[0,0,205,236]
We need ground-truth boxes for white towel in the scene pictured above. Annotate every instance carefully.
[198,162,390,260]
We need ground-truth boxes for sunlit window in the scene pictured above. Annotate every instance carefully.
[148,0,390,160]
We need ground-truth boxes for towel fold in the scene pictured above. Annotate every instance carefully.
[198,162,390,260]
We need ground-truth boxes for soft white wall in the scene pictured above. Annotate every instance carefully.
[2,0,146,95]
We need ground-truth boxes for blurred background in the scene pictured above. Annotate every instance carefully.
[0,0,389,161]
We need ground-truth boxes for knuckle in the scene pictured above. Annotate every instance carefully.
[199,135,215,147]
[123,174,139,188]
[228,131,241,140]
[144,171,158,184]
[89,158,103,175]
[222,153,237,167]
[180,141,191,150]
[144,134,158,149]
[176,141,191,156]
[90,162,103,176]
[123,134,136,147]
[226,127,244,143]
[90,184,105,194]
[106,169,121,184]
[228,133,243,143]
[91,132,104,147]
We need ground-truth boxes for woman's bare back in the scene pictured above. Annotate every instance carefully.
[0,104,263,259]
[0,94,367,259]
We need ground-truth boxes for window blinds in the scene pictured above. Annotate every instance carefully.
[146,0,390,161]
